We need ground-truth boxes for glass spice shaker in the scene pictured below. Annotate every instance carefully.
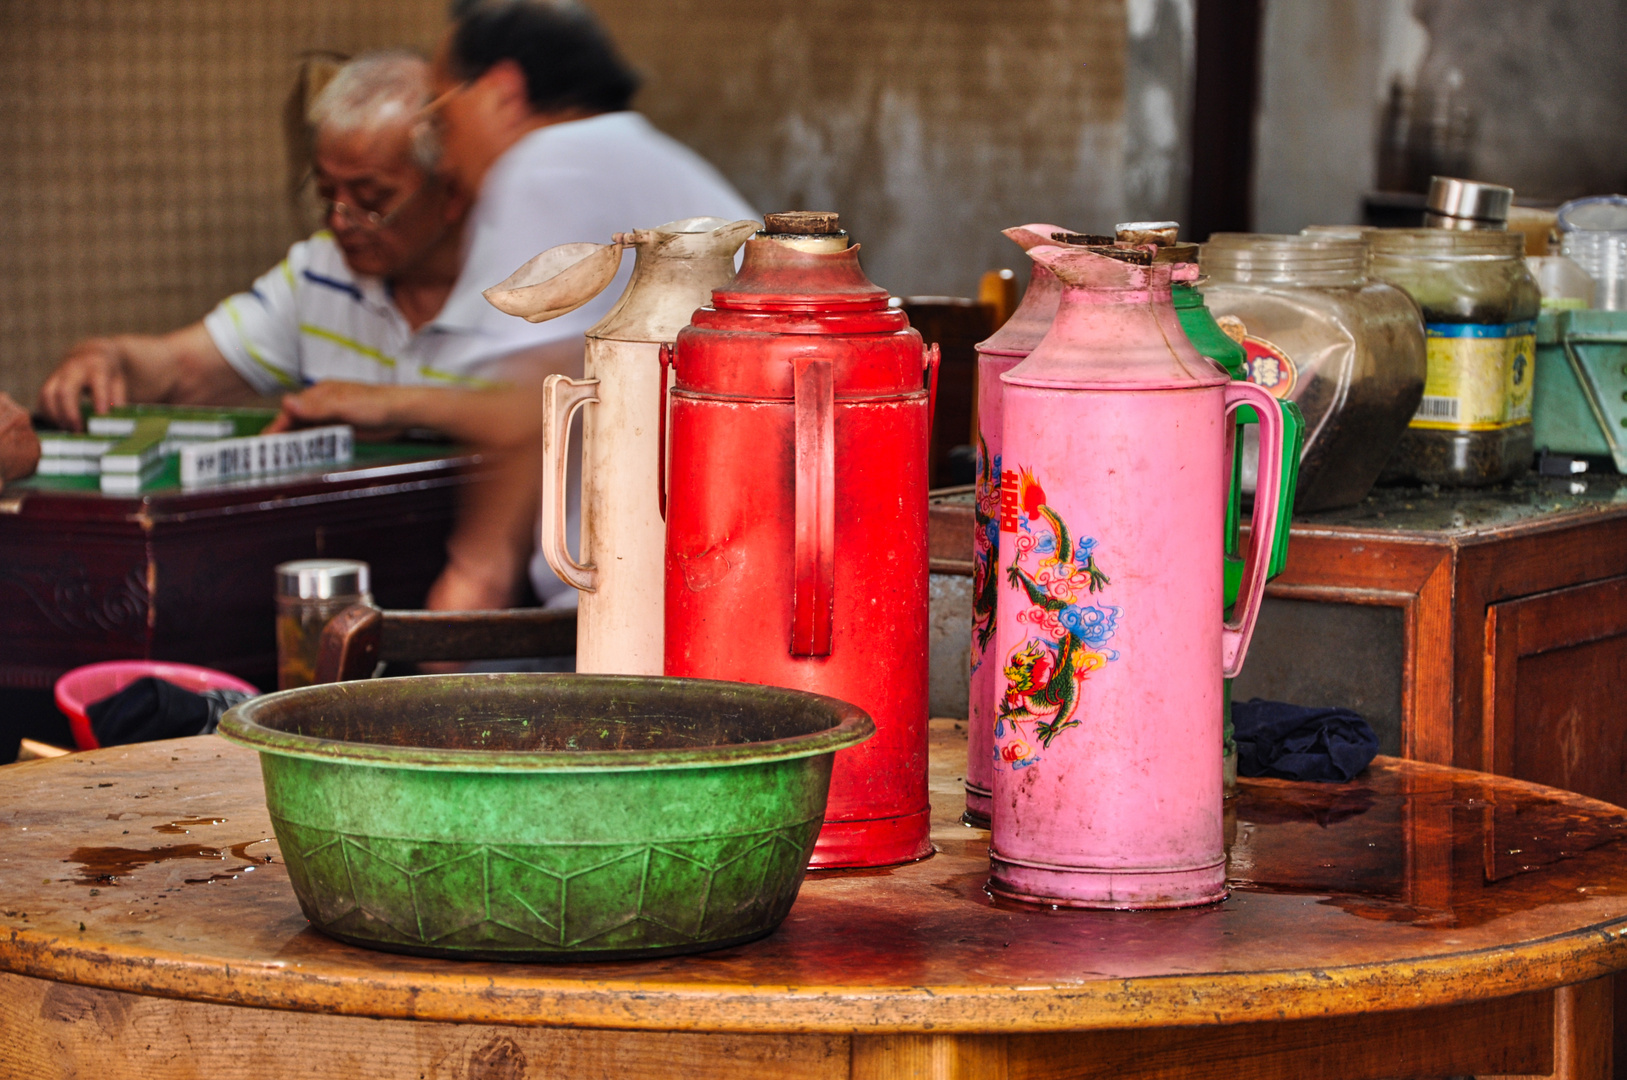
[275,559,371,689]
[1423,176,1513,231]
[1369,229,1540,486]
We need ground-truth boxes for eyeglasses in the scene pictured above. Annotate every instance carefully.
[414,79,473,136]
[321,177,437,232]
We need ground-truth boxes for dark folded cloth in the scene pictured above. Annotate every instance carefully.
[1233,698,1378,782]
[87,677,253,747]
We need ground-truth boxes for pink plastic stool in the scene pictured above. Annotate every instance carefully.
[54,661,259,751]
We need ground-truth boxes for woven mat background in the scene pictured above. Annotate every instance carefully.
[0,0,444,405]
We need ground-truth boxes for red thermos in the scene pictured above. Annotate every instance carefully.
[664,212,937,868]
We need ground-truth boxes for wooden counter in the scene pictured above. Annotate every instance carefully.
[932,474,1627,807]
[4,719,1627,1078]
[0,445,478,700]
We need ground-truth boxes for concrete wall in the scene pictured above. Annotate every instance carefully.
[596,0,1170,299]
[1253,0,1627,233]
[1251,0,1423,232]
[1124,0,1195,227]
[1412,0,1627,203]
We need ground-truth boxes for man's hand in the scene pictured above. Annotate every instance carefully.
[36,323,258,431]
[266,381,406,438]
[37,339,129,431]
[0,393,41,485]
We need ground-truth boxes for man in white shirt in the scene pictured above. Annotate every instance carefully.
[278,0,757,431]
[36,53,478,431]
[429,0,758,352]
[275,0,758,613]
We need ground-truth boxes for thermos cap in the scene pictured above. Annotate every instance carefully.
[276,559,370,600]
[764,211,841,235]
[1426,177,1513,226]
[760,211,848,252]
[1114,221,1180,246]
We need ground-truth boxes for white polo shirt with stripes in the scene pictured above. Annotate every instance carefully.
[202,231,504,395]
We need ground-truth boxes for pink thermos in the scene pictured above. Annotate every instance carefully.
[967,223,1072,827]
[988,243,1287,909]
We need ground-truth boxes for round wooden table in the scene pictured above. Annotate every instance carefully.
[4,720,1627,1079]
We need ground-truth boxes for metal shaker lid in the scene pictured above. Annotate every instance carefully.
[276,559,369,600]
[1425,177,1513,226]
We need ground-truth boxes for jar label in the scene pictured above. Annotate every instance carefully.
[1215,316,1297,399]
[1412,321,1535,431]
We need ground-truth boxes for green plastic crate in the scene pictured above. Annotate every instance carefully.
[1534,310,1627,470]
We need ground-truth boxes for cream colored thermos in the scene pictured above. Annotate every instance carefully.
[486,217,757,674]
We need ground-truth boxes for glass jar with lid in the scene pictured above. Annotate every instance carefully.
[1368,229,1541,485]
[275,559,371,689]
[1300,224,1378,245]
[1199,234,1426,511]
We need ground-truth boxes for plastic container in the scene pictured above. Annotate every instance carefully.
[219,673,873,960]
[1557,195,1627,311]
[275,559,370,689]
[1370,229,1541,485]
[1506,206,1559,257]
[1200,234,1426,511]
[1527,255,1595,311]
[55,660,259,750]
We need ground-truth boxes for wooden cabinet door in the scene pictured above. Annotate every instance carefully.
[1484,575,1627,807]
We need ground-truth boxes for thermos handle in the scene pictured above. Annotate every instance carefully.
[924,342,941,437]
[1221,380,1286,677]
[540,373,600,593]
[658,343,672,522]
[791,357,835,657]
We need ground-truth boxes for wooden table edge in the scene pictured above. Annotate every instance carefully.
[6,917,1627,1034]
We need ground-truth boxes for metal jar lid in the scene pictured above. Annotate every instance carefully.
[1425,176,1513,227]
[276,559,370,600]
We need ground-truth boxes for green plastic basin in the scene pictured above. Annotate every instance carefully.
[217,673,873,961]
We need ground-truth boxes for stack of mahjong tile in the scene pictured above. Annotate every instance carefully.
[35,432,117,478]
[36,405,353,494]
[37,406,278,494]
[37,417,178,494]
[85,404,276,439]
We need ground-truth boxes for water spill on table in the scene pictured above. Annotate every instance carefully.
[809,865,899,879]
[1228,769,1627,928]
[912,764,1627,930]
[151,817,227,834]
[66,838,276,885]
[68,844,228,884]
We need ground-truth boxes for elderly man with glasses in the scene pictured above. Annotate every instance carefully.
[268,0,758,617]
[36,52,479,431]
